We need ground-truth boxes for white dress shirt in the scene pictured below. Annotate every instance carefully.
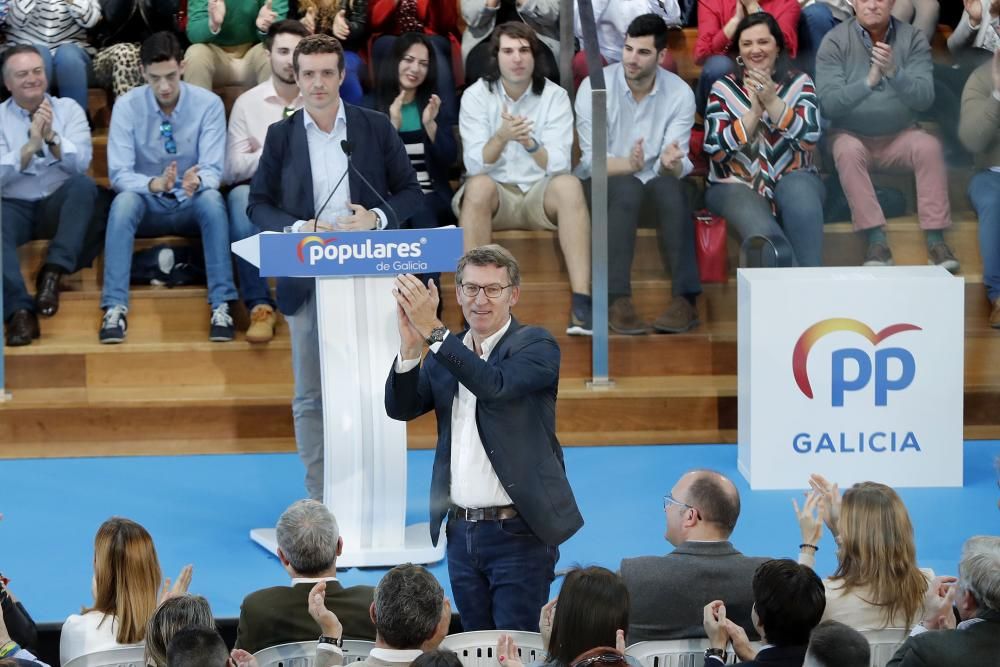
[60,611,140,666]
[224,78,303,185]
[575,62,695,182]
[574,0,682,63]
[396,318,515,508]
[0,94,92,200]
[460,78,573,192]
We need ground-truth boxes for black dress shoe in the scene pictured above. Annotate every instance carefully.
[35,268,62,317]
[6,310,40,346]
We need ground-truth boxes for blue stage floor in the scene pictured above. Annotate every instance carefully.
[3,442,999,624]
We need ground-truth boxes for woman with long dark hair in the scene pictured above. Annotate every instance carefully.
[703,12,824,267]
[371,32,457,231]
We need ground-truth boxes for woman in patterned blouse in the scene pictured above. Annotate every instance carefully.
[703,12,824,267]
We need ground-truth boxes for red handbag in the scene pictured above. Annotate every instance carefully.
[694,211,728,283]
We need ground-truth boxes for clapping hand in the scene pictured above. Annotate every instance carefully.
[964,0,982,26]
[230,649,259,667]
[389,90,406,129]
[302,7,317,34]
[332,9,350,40]
[538,598,557,650]
[393,273,441,339]
[497,105,533,146]
[181,165,201,197]
[659,141,684,174]
[871,42,896,79]
[921,577,958,630]
[793,489,824,548]
[722,619,755,662]
[256,0,277,33]
[703,600,729,649]
[159,564,194,603]
[496,634,525,667]
[628,138,645,173]
[208,0,226,32]
[422,94,442,126]
[808,473,842,539]
[152,161,178,193]
[744,68,776,105]
[307,581,344,638]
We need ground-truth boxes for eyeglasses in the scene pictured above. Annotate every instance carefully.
[572,654,625,667]
[663,494,699,516]
[460,283,512,298]
[160,121,177,154]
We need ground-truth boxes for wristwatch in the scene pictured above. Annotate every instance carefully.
[45,133,61,147]
[318,636,343,648]
[704,648,726,660]
[425,326,448,346]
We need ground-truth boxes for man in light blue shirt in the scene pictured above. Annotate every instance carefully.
[100,31,238,344]
[575,14,701,336]
[0,44,97,347]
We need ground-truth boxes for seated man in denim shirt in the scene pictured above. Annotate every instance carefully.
[0,44,97,347]
[100,31,238,344]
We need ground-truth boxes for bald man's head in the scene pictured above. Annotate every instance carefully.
[670,470,741,541]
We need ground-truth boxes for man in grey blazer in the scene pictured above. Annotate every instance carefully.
[887,535,1000,666]
[620,469,768,641]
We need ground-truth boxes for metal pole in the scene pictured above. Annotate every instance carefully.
[576,0,612,387]
[0,175,6,397]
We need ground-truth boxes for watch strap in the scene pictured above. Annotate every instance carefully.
[704,647,726,660]
[318,635,344,648]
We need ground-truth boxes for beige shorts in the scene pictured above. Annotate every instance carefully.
[451,177,558,231]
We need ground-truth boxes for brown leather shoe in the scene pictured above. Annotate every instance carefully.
[990,299,1000,330]
[35,268,62,317]
[245,304,277,343]
[609,296,649,335]
[6,309,40,346]
[652,298,700,334]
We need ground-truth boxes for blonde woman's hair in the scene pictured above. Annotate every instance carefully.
[829,482,927,628]
[85,517,162,645]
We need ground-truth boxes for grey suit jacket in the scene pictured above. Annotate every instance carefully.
[887,612,1000,666]
[621,541,769,642]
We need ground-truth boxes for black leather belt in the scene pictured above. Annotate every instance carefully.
[449,505,518,521]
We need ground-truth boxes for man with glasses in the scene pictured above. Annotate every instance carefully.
[620,469,767,642]
[386,244,583,632]
[223,19,309,344]
[101,31,237,343]
[0,44,98,346]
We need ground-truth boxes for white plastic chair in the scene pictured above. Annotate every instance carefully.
[440,631,545,667]
[625,639,713,667]
[252,640,375,667]
[63,645,146,667]
[860,629,906,667]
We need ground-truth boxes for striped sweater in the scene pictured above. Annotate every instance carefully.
[703,71,821,201]
[3,0,101,53]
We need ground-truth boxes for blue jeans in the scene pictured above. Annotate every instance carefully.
[696,55,736,115]
[797,4,838,75]
[35,43,93,114]
[705,170,826,267]
[101,190,238,309]
[285,290,323,500]
[969,170,1000,301]
[340,50,365,106]
[227,185,275,310]
[445,515,558,631]
[2,174,97,319]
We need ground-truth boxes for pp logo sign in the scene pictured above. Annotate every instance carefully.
[792,318,920,407]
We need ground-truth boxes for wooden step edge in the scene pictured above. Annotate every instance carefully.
[0,437,297,459]
[0,384,295,409]
[3,338,293,356]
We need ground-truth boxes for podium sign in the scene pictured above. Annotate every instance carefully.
[737,266,964,490]
[233,228,463,567]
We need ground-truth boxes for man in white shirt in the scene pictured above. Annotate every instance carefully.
[455,22,592,336]
[224,19,308,343]
[386,245,583,631]
[0,44,97,347]
[576,14,701,335]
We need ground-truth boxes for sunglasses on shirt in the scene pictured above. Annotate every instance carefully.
[160,121,177,154]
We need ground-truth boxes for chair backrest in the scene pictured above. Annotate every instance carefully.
[861,629,906,667]
[625,639,713,667]
[64,645,147,667]
[440,631,545,667]
[253,640,375,667]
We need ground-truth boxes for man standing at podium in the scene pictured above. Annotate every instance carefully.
[248,33,422,500]
[385,245,584,631]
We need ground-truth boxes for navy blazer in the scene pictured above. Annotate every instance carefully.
[384,318,584,547]
[247,103,423,315]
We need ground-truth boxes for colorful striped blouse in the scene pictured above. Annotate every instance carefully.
[703,70,821,201]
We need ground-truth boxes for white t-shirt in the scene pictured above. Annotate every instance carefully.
[60,610,140,666]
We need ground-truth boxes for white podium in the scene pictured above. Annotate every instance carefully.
[737,266,964,490]
[233,228,463,566]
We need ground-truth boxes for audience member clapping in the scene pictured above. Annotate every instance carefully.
[145,595,215,667]
[803,620,870,667]
[372,32,458,232]
[948,0,998,66]
[60,517,192,666]
[363,564,451,666]
[702,559,825,666]
[527,566,636,667]
[887,535,1000,666]
[297,0,368,104]
[795,476,955,637]
[703,13,824,268]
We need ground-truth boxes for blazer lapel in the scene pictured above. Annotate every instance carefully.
[289,110,316,218]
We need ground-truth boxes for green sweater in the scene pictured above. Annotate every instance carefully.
[187,0,289,46]
[815,17,934,137]
[959,60,1000,170]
